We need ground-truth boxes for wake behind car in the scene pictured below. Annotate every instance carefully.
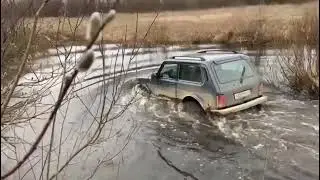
[146,49,268,115]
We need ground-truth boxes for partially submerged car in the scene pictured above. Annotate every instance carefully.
[147,49,268,115]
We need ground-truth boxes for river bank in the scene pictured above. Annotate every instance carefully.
[33,1,317,47]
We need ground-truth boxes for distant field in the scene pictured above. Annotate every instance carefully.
[32,1,318,46]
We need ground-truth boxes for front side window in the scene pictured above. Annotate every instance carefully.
[159,63,178,80]
[213,59,254,84]
[179,64,202,83]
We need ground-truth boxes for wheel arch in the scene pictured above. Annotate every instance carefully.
[182,95,205,110]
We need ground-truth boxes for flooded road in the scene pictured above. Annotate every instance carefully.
[1,44,318,180]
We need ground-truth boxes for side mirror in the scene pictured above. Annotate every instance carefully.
[151,73,159,80]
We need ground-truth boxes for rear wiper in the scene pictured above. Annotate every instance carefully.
[240,66,246,84]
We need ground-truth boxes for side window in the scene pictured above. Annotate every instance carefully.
[179,64,202,83]
[159,63,178,80]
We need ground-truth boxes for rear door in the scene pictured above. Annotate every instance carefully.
[177,63,215,108]
[212,58,261,107]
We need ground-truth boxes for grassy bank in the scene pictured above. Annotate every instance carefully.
[32,1,318,47]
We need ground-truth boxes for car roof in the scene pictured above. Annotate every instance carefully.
[165,51,249,65]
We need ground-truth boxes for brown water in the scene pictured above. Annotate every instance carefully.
[1,44,318,180]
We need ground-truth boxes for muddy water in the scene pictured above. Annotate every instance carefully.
[1,44,318,180]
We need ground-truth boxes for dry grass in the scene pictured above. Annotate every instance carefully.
[30,1,318,46]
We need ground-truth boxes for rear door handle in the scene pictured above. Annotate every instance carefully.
[160,79,176,85]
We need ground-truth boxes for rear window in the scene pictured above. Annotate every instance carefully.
[213,59,254,84]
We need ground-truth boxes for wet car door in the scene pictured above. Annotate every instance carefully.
[177,63,215,107]
[153,63,178,98]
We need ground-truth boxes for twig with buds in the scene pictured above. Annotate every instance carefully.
[86,12,102,42]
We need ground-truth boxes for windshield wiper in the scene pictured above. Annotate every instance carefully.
[240,66,246,84]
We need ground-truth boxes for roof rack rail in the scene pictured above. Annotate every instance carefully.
[196,49,238,54]
[170,56,205,61]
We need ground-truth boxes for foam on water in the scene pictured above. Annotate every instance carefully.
[301,122,319,132]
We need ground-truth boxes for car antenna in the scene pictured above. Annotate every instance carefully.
[240,66,246,84]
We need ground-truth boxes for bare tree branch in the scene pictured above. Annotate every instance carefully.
[1,0,52,120]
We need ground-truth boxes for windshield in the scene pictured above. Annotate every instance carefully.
[213,59,254,84]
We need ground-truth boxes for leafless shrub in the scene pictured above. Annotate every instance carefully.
[1,0,53,87]
[279,46,318,97]
[265,45,319,98]
[263,8,319,98]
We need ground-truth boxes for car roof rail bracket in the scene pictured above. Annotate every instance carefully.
[196,49,238,54]
[170,56,206,61]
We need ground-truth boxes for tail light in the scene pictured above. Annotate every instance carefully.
[258,83,263,95]
[216,94,227,108]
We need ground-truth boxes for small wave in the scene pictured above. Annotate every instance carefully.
[253,144,264,150]
[301,122,319,132]
[269,110,296,115]
[209,117,246,142]
[149,104,171,119]
[269,136,319,159]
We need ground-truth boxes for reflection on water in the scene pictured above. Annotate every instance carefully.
[1,44,319,180]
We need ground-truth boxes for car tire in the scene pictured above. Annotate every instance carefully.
[182,101,205,117]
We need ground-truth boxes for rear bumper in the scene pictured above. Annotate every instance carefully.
[211,96,268,115]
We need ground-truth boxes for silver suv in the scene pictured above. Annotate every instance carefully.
[148,49,268,115]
